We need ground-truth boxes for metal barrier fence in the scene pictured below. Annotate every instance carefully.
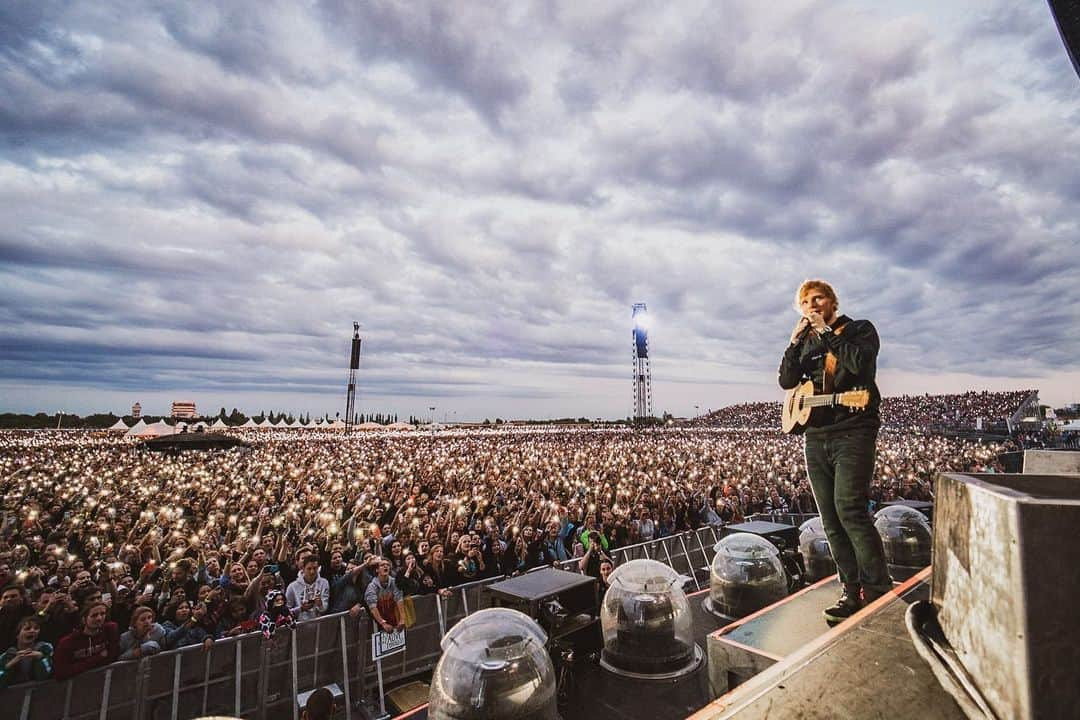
[6,611,368,720]
[2,525,729,719]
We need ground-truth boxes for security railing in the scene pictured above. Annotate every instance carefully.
[2,525,727,719]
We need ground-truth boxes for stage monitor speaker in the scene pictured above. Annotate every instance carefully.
[932,472,1080,720]
[483,568,598,643]
[720,520,799,554]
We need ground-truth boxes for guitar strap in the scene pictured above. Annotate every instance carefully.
[821,321,849,394]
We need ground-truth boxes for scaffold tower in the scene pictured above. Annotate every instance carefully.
[345,322,361,432]
[632,303,652,419]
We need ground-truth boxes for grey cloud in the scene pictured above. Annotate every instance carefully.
[317,0,530,128]
[1,0,1079,417]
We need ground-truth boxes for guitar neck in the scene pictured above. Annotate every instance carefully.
[802,393,843,408]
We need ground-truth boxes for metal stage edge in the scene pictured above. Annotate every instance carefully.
[690,567,968,720]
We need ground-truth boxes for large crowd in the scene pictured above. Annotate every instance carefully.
[0,390,1025,687]
[697,389,1034,431]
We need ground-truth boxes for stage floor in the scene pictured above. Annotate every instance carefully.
[692,569,967,720]
[386,572,962,720]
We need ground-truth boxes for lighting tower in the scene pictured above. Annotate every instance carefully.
[632,303,652,420]
[344,322,361,433]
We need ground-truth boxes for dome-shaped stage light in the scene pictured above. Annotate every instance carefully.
[429,608,558,720]
[799,517,836,582]
[599,559,702,679]
[706,533,787,618]
[873,505,932,581]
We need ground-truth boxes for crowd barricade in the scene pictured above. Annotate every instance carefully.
[355,576,506,692]
[2,527,728,719]
[6,611,367,720]
[7,657,140,720]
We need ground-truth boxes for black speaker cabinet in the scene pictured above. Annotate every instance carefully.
[720,520,799,553]
[483,568,598,641]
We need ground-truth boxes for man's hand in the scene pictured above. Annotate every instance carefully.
[348,603,363,618]
[805,310,829,334]
[789,316,811,346]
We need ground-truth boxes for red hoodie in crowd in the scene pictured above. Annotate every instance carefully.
[53,621,121,680]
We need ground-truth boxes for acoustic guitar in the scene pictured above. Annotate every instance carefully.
[781,380,870,434]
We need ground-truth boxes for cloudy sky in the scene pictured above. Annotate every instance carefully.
[1,1,1078,421]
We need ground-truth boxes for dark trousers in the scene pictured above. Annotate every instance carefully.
[804,428,891,595]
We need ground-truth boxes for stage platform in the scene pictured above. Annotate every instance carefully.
[387,570,960,720]
[706,575,841,694]
[691,567,967,720]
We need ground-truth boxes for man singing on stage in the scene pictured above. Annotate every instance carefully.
[778,280,891,623]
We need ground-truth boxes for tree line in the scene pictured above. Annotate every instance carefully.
[0,407,406,429]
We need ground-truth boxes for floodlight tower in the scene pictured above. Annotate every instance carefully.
[632,303,653,420]
[344,322,361,433]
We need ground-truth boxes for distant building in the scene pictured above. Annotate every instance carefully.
[171,401,197,419]
[131,402,142,419]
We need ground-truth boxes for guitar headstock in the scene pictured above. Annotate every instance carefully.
[838,388,870,410]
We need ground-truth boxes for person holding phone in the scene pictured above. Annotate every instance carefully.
[285,556,328,622]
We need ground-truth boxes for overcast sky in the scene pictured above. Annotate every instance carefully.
[1,1,1078,421]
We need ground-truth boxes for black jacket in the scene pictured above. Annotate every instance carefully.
[778,314,881,435]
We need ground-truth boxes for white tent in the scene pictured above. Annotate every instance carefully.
[289,419,305,428]
[386,422,414,431]
[133,420,176,438]
[191,421,208,431]
[211,418,230,430]
[327,419,347,430]
[256,418,273,428]
[107,418,130,432]
[240,418,258,428]
[314,418,326,426]
[356,421,383,431]
[124,419,148,437]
